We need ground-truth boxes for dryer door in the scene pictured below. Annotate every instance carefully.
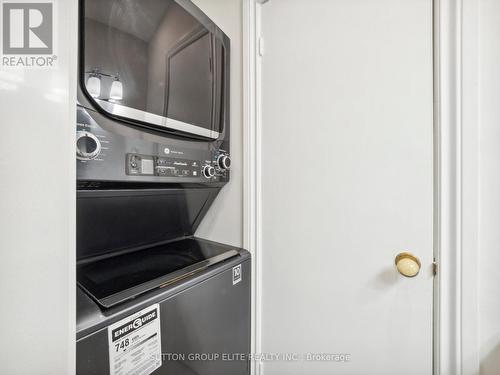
[80,0,227,139]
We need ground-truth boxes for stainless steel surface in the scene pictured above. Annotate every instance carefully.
[96,99,221,140]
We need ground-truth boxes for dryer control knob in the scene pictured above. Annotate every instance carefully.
[76,131,101,160]
[202,165,216,179]
[217,154,231,170]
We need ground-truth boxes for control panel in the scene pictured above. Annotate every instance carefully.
[127,152,230,179]
[76,105,230,184]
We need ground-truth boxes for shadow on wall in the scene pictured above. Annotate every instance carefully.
[481,340,500,375]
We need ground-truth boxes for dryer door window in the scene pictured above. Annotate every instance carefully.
[81,0,226,139]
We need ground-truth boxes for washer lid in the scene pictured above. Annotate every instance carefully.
[77,238,239,309]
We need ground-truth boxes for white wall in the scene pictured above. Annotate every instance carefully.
[479,1,500,373]
[0,1,77,374]
[193,0,244,248]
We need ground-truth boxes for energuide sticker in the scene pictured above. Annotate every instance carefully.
[108,304,162,375]
[232,264,242,285]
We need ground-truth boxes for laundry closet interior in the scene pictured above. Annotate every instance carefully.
[1,1,500,375]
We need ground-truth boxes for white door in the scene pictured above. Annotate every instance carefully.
[259,0,434,374]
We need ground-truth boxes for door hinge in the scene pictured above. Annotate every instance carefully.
[258,37,265,57]
[433,261,438,276]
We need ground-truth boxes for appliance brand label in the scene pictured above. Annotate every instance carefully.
[233,264,242,285]
[108,304,162,375]
[1,0,58,68]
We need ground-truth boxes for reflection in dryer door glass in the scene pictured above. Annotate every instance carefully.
[82,0,226,134]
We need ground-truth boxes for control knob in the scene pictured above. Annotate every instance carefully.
[76,131,101,160]
[217,154,231,170]
[202,165,216,179]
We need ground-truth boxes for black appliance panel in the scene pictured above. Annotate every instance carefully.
[77,189,219,260]
[126,154,202,178]
[78,238,239,308]
[76,105,229,184]
[77,256,251,375]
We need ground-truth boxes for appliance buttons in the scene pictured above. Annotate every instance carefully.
[76,131,101,160]
[217,154,231,170]
[202,165,216,179]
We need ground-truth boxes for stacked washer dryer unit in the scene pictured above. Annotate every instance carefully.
[76,1,250,374]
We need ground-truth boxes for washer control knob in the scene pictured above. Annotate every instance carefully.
[202,165,216,179]
[76,131,101,160]
[217,154,231,170]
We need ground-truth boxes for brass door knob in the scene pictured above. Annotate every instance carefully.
[395,252,421,277]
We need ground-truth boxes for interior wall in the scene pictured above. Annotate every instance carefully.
[193,0,244,248]
[479,1,500,373]
[0,1,77,373]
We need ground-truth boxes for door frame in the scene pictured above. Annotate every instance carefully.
[242,0,481,374]
[434,0,480,374]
